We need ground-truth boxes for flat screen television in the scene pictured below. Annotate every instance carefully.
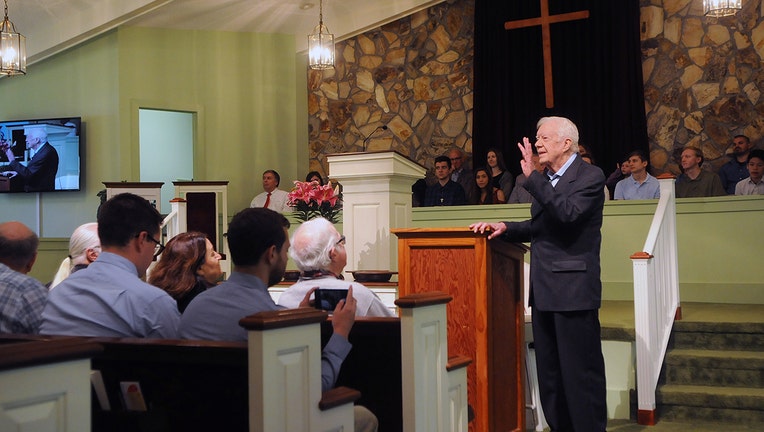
[0,116,82,193]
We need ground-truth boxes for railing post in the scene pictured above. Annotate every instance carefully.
[631,252,657,425]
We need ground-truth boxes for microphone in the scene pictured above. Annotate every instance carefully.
[362,125,388,152]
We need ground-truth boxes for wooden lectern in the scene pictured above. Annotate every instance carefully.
[392,227,527,432]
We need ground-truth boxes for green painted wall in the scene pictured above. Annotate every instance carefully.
[411,195,764,304]
[0,27,306,282]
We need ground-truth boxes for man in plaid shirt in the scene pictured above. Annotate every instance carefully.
[0,221,47,334]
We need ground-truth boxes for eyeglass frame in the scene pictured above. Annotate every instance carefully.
[136,232,165,258]
[335,235,346,246]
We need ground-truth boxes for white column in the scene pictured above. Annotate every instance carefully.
[328,151,425,276]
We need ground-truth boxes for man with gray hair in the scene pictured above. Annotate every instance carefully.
[0,127,59,192]
[0,221,48,333]
[277,217,393,317]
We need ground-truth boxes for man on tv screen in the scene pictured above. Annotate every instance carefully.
[0,126,59,192]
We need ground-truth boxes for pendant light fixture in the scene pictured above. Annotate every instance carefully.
[0,0,25,76]
[703,0,742,17]
[308,0,334,70]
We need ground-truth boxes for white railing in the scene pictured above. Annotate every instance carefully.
[631,175,681,425]
[160,197,187,241]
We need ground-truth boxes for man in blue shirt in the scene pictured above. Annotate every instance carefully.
[614,150,660,200]
[40,193,180,338]
[719,135,753,194]
[424,155,467,206]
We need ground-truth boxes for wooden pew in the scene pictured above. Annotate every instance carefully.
[1,291,468,432]
[0,335,102,431]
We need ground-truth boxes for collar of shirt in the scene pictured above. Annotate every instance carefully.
[547,153,578,186]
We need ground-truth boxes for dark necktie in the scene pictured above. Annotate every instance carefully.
[264,192,271,208]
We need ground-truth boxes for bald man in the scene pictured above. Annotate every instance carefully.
[0,221,48,333]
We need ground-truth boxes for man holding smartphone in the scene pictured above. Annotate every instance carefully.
[277,217,394,317]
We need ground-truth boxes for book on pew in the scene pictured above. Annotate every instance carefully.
[120,381,148,411]
[90,370,110,411]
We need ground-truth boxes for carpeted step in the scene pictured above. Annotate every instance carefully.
[657,384,764,425]
[662,349,764,388]
[669,328,764,351]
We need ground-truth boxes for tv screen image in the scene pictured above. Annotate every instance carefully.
[0,117,81,193]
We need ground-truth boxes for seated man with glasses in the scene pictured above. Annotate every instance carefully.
[277,217,394,317]
[40,193,180,338]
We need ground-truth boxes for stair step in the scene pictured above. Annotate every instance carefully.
[663,349,764,387]
[656,384,764,425]
[669,330,764,351]
[657,384,764,410]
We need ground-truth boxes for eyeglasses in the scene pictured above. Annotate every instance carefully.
[139,232,165,258]
[336,235,346,246]
[449,157,461,162]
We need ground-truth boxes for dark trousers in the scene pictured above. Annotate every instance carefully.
[532,307,608,432]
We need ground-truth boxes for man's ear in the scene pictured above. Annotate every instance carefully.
[264,244,279,265]
[24,251,38,274]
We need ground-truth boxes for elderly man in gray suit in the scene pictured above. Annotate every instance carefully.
[471,116,607,432]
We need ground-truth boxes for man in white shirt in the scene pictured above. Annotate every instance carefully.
[250,169,291,212]
[614,150,660,200]
[277,217,394,317]
[735,149,764,195]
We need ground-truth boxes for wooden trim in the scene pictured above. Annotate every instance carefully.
[675,305,683,321]
[637,409,657,425]
[0,337,102,371]
[656,173,676,180]
[172,181,230,186]
[447,354,472,371]
[239,307,328,330]
[395,291,452,308]
[102,182,164,188]
[318,386,362,410]
[169,197,187,203]
[630,251,653,259]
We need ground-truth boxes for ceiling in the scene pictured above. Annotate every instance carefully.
[10,0,444,66]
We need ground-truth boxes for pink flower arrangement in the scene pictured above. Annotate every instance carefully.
[287,180,342,223]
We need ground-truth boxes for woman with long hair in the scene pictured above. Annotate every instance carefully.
[475,167,506,204]
[50,223,100,289]
[486,147,514,200]
[149,231,222,312]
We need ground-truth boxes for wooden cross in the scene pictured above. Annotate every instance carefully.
[504,0,589,108]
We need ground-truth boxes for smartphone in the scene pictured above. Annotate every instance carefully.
[314,288,348,311]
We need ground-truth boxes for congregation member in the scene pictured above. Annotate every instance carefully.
[0,221,47,334]
[423,155,466,206]
[474,167,505,204]
[178,208,378,432]
[306,170,325,185]
[675,147,726,198]
[277,217,393,317]
[486,147,515,199]
[250,169,291,212]
[719,134,754,194]
[49,222,100,289]
[448,147,478,204]
[735,149,764,195]
[614,150,660,200]
[507,152,543,204]
[472,116,607,432]
[605,156,631,200]
[148,231,223,313]
[40,193,180,338]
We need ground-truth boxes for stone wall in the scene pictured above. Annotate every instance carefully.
[308,0,764,178]
[641,0,764,175]
[306,0,473,178]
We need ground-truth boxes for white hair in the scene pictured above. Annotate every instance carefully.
[289,217,338,272]
[50,223,99,289]
[537,116,580,153]
[25,127,47,142]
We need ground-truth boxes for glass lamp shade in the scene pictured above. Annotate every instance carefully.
[308,24,334,70]
[703,0,742,17]
[0,16,25,76]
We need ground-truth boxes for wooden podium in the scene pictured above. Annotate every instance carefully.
[392,227,527,432]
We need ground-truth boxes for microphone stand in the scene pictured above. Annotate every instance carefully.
[362,125,388,152]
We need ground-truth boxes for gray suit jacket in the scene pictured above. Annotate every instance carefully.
[501,155,605,311]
